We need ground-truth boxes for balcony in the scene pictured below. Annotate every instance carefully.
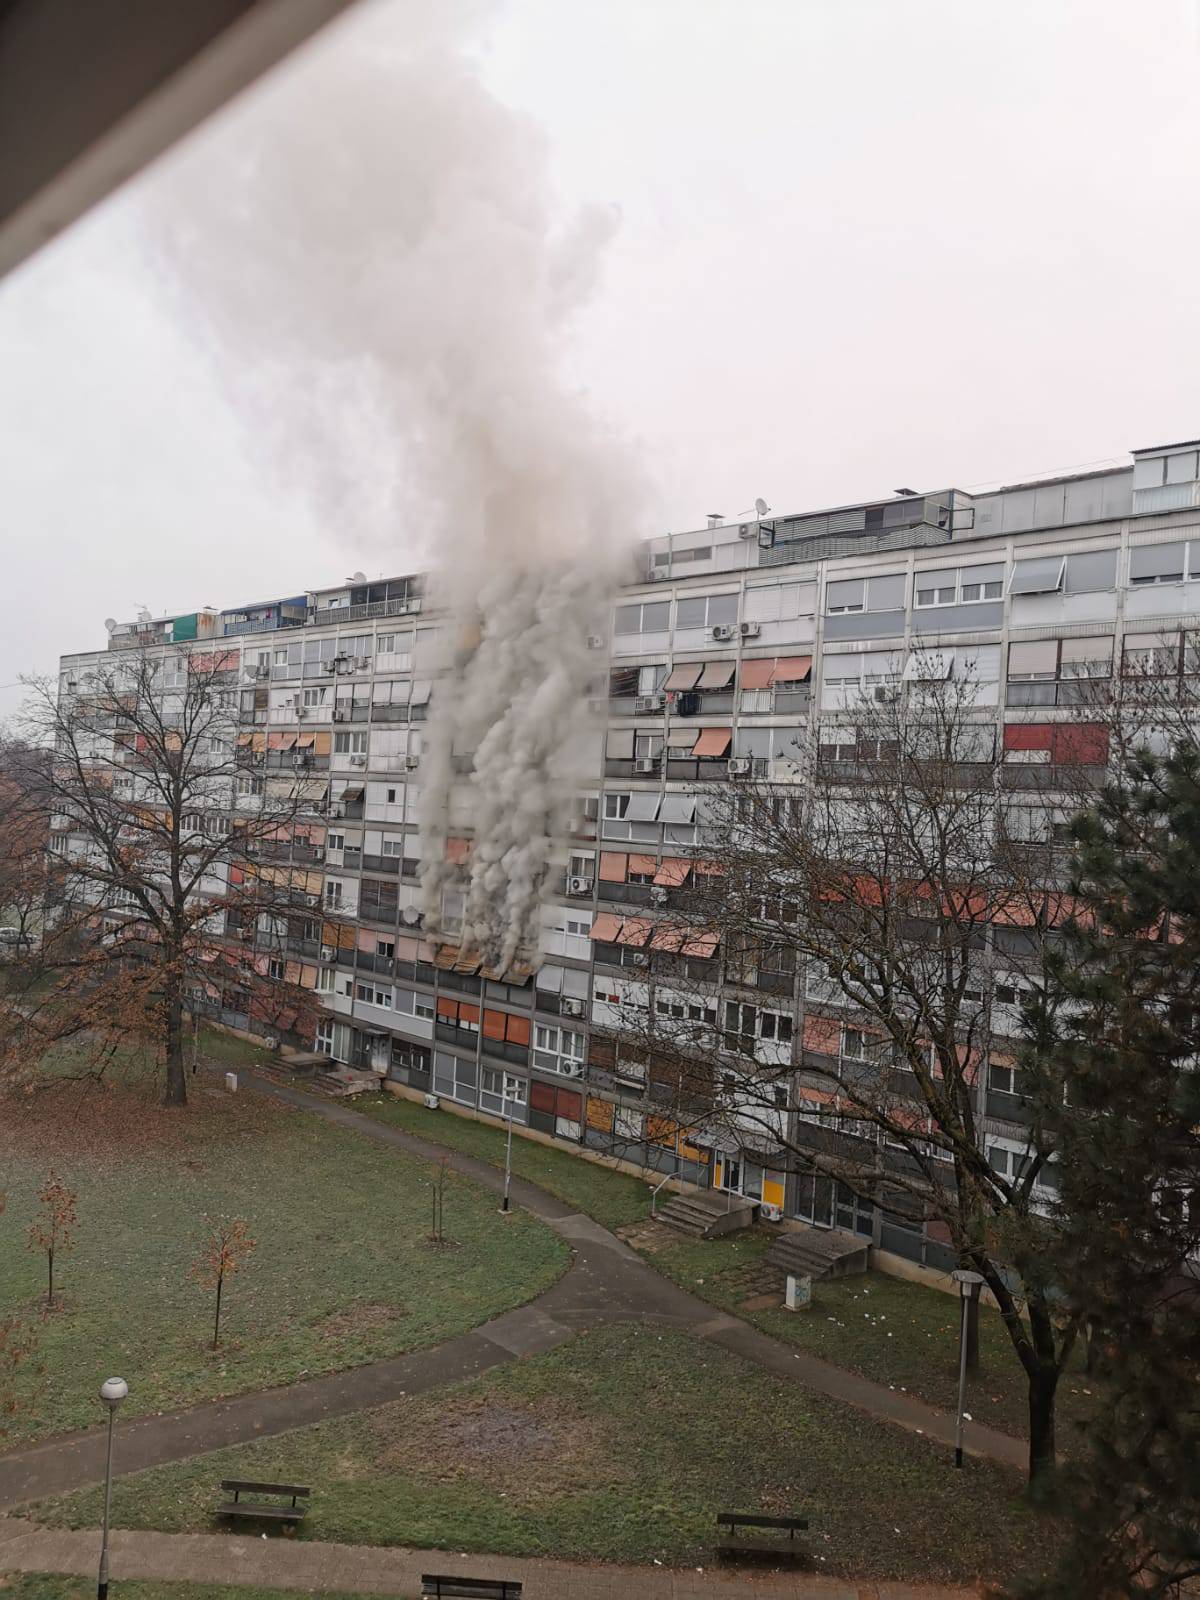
[310,597,421,626]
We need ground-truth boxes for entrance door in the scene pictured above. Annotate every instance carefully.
[793,1172,834,1228]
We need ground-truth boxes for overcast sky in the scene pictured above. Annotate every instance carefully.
[2,0,1198,710]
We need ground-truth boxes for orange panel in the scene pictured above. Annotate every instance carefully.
[598,852,628,883]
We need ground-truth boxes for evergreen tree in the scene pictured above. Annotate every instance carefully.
[1022,743,1200,1596]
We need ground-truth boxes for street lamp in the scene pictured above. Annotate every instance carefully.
[97,1376,128,1600]
[501,1105,514,1213]
[950,1272,984,1468]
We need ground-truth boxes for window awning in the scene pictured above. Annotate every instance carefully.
[739,658,776,690]
[649,924,686,951]
[903,648,955,682]
[598,852,628,882]
[454,948,482,974]
[625,793,661,822]
[434,944,460,968]
[267,732,289,750]
[664,662,703,691]
[339,784,364,802]
[683,930,720,958]
[251,732,267,753]
[628,853,657,876]
[618,917,653,947]
[535,964,565,993]
[296,732,316,748]
[589,912,624,943]
[1009,555,1065,596]
[698,660,735,689]
[410,680,432,705]
[772,656,812,684]
[693,727,732,757]
[278,731,299,749]
[236,732,253,747]
[653,857,691,886]
[313,731,332,756]
[658,794,697,824]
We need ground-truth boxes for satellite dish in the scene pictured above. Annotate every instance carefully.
[103,617,117,633]
[351,571,366,583]
[754,498,770,517]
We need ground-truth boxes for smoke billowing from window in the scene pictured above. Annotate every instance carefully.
[143,0,644,966]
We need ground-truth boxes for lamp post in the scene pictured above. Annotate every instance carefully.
[97,1376,128,1599]
[950,1271,984,1467]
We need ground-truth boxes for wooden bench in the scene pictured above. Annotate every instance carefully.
[716,1511,808,1562]
[217,1479,310,1522]
[420,1577,522,1599]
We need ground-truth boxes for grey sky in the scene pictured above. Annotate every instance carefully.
[2,0,1198,711]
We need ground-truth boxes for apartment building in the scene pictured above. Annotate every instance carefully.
[56,435,1200,1275]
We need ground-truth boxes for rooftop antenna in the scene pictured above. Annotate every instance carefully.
[134,603,151,622]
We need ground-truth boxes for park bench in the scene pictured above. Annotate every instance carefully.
[217,1478,310,1522]
[715,1510,808,1562]
[420,1577,522,1599]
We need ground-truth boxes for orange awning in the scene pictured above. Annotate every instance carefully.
[649,925,687,951]
[278,732,298,750]
[653,857,691,886]
[628,853,657,876]
[771,655,812,684]
[664,663,703,691]
[682,930,719,958]
[236,732,253,747]
[698,660,735,689]
[589,912,624,943]
[618,917,653,947]
[313,731,332,756]
[296,732,316,748]
[434,944,460,968]
[739,658,776,690]
[693,727,732,757]
[598,852,627,883]
[250,732,267,753]
[454,948,482,974]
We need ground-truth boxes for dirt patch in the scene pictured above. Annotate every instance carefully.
[738,1291,783,1313]
[319,1302,404,1341]
[373,1394,622,1501]
[616,1220,681,1253]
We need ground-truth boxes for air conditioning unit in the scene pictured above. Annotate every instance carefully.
[729,757,753,777]
[561,997,587,1018]
[330,803,346,819]
[332,708,348,721]
[873,685,899,703]
[649,886,668,905]
[291,753,309,770]
[263,1035,280,1051]
[740,621,762,638]
[586,635,605,650]
[567,875,594,896]
[302,893,320,907]
[405,755,420,770]
[633,696,658,713]
[648,568,669,581]
[400,600,423,615]
[349,753,367,766]
[711,624,736,641]
[423,1093,440,1110]
[356,656,371,669]
[400,905,423,927]
[312,845,325,860]
[634,757,659,775]
[759,1202,784,1223]
[255,664,270,679]
[738,523,755,540]
[321,945,335,960]
[321,662,337,675]
[629,951,650,966]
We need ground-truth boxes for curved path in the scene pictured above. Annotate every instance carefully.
[0,1075,1024,1511]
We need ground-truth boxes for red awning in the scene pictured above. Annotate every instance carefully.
[589,912,624,943]
[693,727,732,757]
[598,852,628,883]
[664,663,703,691]
[618,917,653,947]
[771,655,812,684]
[653,858,691,887]
[739,658,775,690]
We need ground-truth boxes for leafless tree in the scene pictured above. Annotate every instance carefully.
[599,658,1128,1483]
[7,649,326,1105]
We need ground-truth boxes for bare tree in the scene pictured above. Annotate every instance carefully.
[600,660,1120,1484]
[191,1215,256,1350]
[8,649,325,1105]
[27,1171,77,1309]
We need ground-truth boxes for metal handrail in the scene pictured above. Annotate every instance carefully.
[649,1172,675,1216]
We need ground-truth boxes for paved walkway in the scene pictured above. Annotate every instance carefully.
[0,1519,982,1598]
[0,1075,1024,1510]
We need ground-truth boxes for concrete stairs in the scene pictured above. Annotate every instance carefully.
[656,1188,757,1239]
[765,1226,869,1282]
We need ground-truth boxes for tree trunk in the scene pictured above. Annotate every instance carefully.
[47,1248,53,1309]
[213,1272,223,1351]
[965,1293,980,1374]
[1028,1364,1059,1488]
[164,969,188,1107]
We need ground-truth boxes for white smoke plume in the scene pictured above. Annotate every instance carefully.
[142,0,645,965]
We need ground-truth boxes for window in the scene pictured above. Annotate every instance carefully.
[827,578,864,614]
[334,731,368,754]
[315,967,333,993]
[268,958,285,981]
[302,687,325,707]
[355,981,392,1008]
[315,1017,335,1055]
[324,880,344,909]
[827,573,906,614]
[743,581,813,623]
[480,1067,527,1116]
[675,593,739,629]
[533,1024,585,1075]
[1129,541,1193,585]
[915,563,1004,607]
[1009,555,1065,596]
[327,831,345,853]
[376,938,395,959]
[614,601,670,635]
[1007,637,1112,705]
[381,836,405,857]
[604,793,630,819]
[990,1061,1024,1097]
[842,1027,873,1061]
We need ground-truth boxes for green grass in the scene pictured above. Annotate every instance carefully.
[357,1094,653,1229]
[0,1074,567,1445]
[0,1581,398,1600]
[645,1231,1099,1443]
[33,1324,1055,1585]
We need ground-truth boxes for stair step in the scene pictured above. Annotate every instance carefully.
[765,1228,869,1281]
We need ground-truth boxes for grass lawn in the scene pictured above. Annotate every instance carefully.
[33,1324,1056,1586]
[644,1230,1099,1444]
[0,1582,390,1600]
[0,1064,567,1446]
[357,1094,654,1230]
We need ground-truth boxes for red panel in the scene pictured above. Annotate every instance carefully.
[1052,724,1109,765]
[436,996,457,1020]
[505,1015,531,1046]
[530,1081,556,1113]
[482,1009,505,1040]
[1003,723,1054,752]
[556,1088,583,1119]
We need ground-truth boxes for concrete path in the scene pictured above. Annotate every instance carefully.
[0,1073,1025,1514]
[0,1518,983,1598]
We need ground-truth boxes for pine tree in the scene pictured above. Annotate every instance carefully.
[1022,743,1200,1596]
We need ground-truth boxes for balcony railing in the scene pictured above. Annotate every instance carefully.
[309,597,421,626]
